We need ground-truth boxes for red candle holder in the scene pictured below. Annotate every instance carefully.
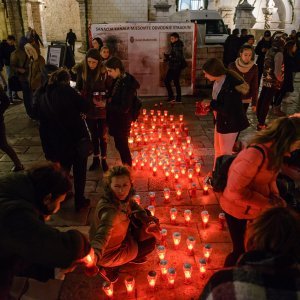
[173,232,181,249]
[102,281,113,298]
[184,209,192,226]
[157,245,166,260]
[160,259,168,276]
[203,244,212,262]
[201,210,209,228]
[199,258,207,278]
[189,182,197,197]
[147,271,157,289]
[124,276,135,295]
[167,267,176,288]
[163,188,170,202]
[219,212,226,230]
[203,183,209,195]
[186,236,195,255]
[148,205,155,216]
[132,194,141,205]
[170,208,177,223]
[149,192,156,205]
[175,184,182,200]
[183,263,192,284]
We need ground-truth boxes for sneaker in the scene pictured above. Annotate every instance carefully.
[167,99,175,103]
[174,100,182,104]
[129,257,148,264]
[101,158,109,172]
[75,197,90,212]
[89,157,100,171]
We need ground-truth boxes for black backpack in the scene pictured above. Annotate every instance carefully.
[132,94,142,122]
[212,145,265,192]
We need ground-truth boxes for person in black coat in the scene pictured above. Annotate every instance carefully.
[36,69,91,212]
[223,29,242,67]
[105,57,140,167]
[255,30,272,86]
[0,163,93,300]
[201,58,249,168]
[66,29,77,54]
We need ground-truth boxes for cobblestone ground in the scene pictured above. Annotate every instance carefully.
[4,75,300,299]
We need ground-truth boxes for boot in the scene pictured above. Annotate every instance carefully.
[101,157,109,172]
[272,106,286,117]
[89,156,100,171]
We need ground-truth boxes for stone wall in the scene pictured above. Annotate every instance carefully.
[43,0,81,42]
[91,0,148,23]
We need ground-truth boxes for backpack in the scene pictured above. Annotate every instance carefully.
[212,145,265,192]
[132,94,142,122]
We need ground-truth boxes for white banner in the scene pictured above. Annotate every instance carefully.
[91,23,194,96]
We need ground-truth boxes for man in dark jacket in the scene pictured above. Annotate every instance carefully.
[66,29,77,54]
[164,32,186,103]
[255,30,272,86]
[0,163,92,299]
[223,29,242,67]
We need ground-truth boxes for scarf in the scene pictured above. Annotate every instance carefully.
[235,58,254,74]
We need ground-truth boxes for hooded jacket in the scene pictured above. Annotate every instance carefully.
[167,39,185,70]
[210,71,250,134]
[106,72,140,136]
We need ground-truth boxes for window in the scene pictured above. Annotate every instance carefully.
[178,0,204,10]
[195,20,227,35]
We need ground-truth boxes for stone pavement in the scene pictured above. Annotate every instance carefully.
[3,77,300,300]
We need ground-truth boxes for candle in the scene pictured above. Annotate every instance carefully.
[164,110,168,117]
[175,184,182,199]
[203,183,209,195]
[170,115,174,122]
[183,263,192,284]
[167,267,176,288]
[188,168,193,181]
[160,259,168,276]
[199,258,207,277]
[186,236,196,255]
[157,110,161,116]
[124,276,135,294]
[148,205,155,216]
[163,188,170,202]
[219,212,226,230]
[161,228,167,244]
[147,271,157,288]
[165,167,170,180]
[180,164,186,175]
[186,136,191,144]
[179,114,183,122]
[170,208,177,223]
[195,162,201,175]
[189,182,197,197]
[128,137,134,146]
[184,209,192,225]
[203,244,212,262]
[150,109,154,116]
[174,169,179,182]
[142,109,147,115]
[152,165,157,176]
[157,245,166,260]
[173,232,181,249]
[201,210,209,228]
[149,192,156,205]
[132,194,141,205]
[102,281,113,297]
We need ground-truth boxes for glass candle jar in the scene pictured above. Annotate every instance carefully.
[186,236,196,255]
[183,263,192,284]
[102,281,113,297]
[173,232,181,249]
[147,271,157,289]
[124,276,135,294]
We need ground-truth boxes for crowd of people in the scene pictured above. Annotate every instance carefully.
[0,26,300,300]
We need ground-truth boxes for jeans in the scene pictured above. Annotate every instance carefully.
[20,80,33,118]
[114,134,132,166]
[87,118,107,157]
[256,86,277,125]
[164,68,182,101]
[224,212,247,267]
[0,120,22,167]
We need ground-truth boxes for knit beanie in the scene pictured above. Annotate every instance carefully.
[202,58,227,76]
[86,48,101,61]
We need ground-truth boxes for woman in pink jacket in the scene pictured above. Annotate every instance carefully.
[220,116,300,267]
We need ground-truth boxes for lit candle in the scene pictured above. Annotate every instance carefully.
[165,167,170,180]
[161,228,167,244]
[170,208,177,223]
[175,184,182,200]
[128,137,134,146]
[189,182,197,198]
[186,236,196,255]
[148,205,155,216]
[199,258,207,278]
[132,194,141,205]
[147,271,157,289]
[152,165,157,176]
[184,209,192,225]
[186,136,191,144]
[203,183,209,195]
[184,127,189,135]
[153,116,157,123]
[102,281,113,298]
[167,267,176,288]
[160,259,168,276]
[203,244,212,262]
[219,212,226,230]
[173,232,181,249]
[124,276,135,294]
[157,110,161,116]
[201,210,210,228]
[150,109,154,116]
[195,162,201,175]
[174,169,179,182]
[180,164,186,175]
[164,110,168,117]
[188,168,193,181]
[183,263,192,284]
[163,188,170,202]
[149,192,156,205]
[157,245,166,260]
[142,109,147,115]
[170,115,174,122]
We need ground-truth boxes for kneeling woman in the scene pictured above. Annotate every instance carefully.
[89,166,159,282]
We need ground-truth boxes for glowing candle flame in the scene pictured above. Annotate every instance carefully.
[173,232,181,248]
[157,245,166,260]
[160,259,168,275]
[102,281,113,297]
[148,205,155,216]
[170,208,177,221]
[184,209,192,223]
[203,244,212,260]
[124,276,135,293]
[147,271,157,288]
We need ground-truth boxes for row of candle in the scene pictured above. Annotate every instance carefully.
[102,258,209,297]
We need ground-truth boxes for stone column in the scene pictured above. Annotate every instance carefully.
[0,2,9,40]
[153,0,172,22]
[218,7,235,31]
[235,0,256,30]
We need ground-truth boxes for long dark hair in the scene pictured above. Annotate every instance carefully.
[250,116,300,170]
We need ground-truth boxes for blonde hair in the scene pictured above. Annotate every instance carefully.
[24,43,38,61]
[103,166,133,192]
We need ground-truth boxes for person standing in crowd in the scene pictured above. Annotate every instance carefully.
[244,34,255,47]
[36,69,91,212]
[92,37,103,53]
[0,162,93,299]
[164,32,186,104]
[272,40,297,116]
[0,83,23,172]
[228,44,258,113]
[30,29,43,50]
[255,30,272,86]
[100,46,110,62]
[10,37,33,118]
[25,43,45,94]
[25,27,32,40]
[66,29,77,54]
[0,36,22,103]
[223,29,242,67]
[220,116,300,267]
[240,28,249,45]
[201,58,249,168]
[289,29,297,41]
[199,207,300,300]
[75,48,110,172]
[105,57,140,167]
[89,166,159,282]
[256,33,285,131]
